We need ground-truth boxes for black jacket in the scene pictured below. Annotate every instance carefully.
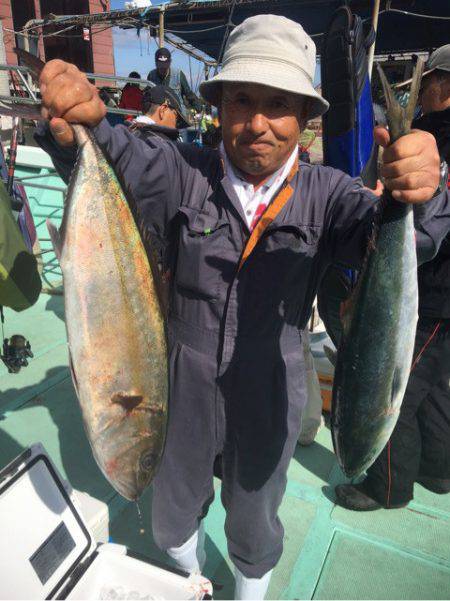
[413,107,450,319]
[127,121,180,143]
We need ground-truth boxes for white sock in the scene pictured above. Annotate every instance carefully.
[234,567,273,600]
[166,522,206,574]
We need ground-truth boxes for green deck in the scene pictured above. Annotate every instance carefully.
[1,153,449,599]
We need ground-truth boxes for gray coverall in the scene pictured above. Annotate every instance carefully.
[37,119,450,578]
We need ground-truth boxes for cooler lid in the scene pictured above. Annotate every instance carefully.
[0,443,95,599]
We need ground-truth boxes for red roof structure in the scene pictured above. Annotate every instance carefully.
[0,0,115,75]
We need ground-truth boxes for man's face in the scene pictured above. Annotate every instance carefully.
[220,83,306,177]
[418,72,450,114]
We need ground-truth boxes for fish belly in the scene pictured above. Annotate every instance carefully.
[60,145,167,498]
[332,208,418,477]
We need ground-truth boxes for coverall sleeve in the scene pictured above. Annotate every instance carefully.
[180,71,202,112]
[324,168,450,268]
[34,121,78,184]
[414,190,450,264]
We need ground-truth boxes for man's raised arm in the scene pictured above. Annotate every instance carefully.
[37,59,183,245]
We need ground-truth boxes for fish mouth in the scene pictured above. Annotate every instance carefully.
[100,454,144,501]
[99,447,160,501]
[103,467,142,501]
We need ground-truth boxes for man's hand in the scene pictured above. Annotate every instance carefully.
[374,126,440,203]
[40,60,106,146]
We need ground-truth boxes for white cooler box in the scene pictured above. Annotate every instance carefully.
[0,444,212,600]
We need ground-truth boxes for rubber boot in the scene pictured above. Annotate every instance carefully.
[416,476,450,494]
[335,483,382,511]
[234,567,273,600]
[166,522,206,574]
[335,482,408,511]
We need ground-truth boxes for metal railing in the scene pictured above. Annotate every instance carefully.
[0,62,155,86]
[0,63,156,117]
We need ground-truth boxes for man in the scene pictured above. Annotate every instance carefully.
[336,44,450,512]
[147,47,202,113]
[128,85,190,143]
[37,16,449,599]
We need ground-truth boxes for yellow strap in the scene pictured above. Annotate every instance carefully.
[238,162,298,272]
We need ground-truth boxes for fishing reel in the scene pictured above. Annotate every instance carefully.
[1,335,33,374]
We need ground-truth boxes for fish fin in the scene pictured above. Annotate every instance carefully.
[340,296,354,338]
[324,345,337,367]
[376,58,424,142]
[138,216,169,320]
[389,368,403,411]
[46,219,63,261]
[14,48,45,80]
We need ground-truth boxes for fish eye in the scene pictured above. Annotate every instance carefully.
[140,450,157,471]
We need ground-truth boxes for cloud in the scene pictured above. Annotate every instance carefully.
[113,27,143,49]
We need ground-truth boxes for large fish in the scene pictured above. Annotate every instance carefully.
[17,49,168,500]
[331,59,424,478]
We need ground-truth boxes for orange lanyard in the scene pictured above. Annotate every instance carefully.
[238,161,298,272]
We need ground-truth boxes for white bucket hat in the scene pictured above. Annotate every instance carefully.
[200,14,329,120]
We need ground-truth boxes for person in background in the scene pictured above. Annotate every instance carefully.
[147,48,202,113]
[335,44,450,511]
[128,85,190,143]
[118,71,144,118]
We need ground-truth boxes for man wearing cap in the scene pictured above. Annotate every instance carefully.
[336,44,450,513]
[128,85,191,143]
[148,47,202,113]
[36,15,449,599]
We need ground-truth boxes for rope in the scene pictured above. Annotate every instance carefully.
[410,320,442,372]
[387,8,450,21]
[165,24,227,35]
[385,319,442,507]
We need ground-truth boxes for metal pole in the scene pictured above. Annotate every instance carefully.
[23,19,40,54]
[368,0,381,80]
[0,64,155,87]
[159,6,165,48]
[0,95,141,117]
[16,68,37,101]
[164,34,216,67]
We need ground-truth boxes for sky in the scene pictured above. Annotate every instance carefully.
[109,0,320,88]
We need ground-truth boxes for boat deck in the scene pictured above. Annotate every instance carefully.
[1,155,450,599]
